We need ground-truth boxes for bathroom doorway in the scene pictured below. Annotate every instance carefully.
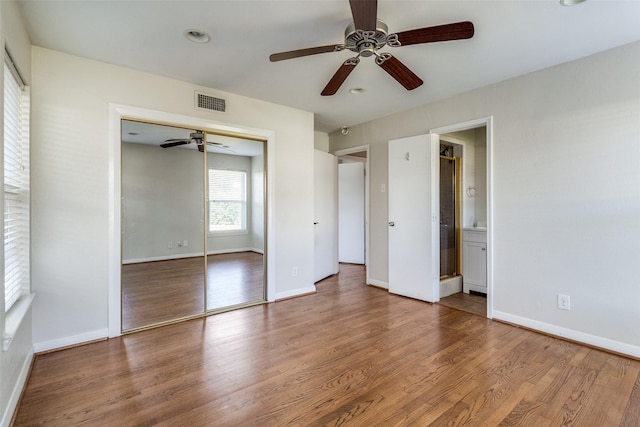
[436,125,489,318]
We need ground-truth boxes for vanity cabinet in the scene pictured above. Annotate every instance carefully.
[463,228,487,294]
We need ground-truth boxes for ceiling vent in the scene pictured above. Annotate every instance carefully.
[195,91,226,113]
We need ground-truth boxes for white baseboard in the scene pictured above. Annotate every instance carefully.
[368,278,388,289]
[208,248,263,255]
[493,310,640,359]
[1,348,33,427]
[440,276,462,297]
[33,328,109,354]
[122,252,203,264]
[122,248,264,264]
[275,286,316,301]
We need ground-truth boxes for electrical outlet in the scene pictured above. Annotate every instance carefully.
[558,294,571,310]
[183,239,188,247]
[292,267,298,277]
[168,241,172,249]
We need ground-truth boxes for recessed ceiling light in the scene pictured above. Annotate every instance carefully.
[184,29,211,43]
[560,0,586,5]
[349,88,365,94]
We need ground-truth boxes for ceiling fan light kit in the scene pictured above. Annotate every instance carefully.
[269,0,474,96]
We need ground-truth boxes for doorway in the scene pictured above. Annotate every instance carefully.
[120,119,267,332]
[434,121,491,318]
[334,146,370,283]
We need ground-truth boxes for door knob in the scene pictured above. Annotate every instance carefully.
[388,221,395,227]
[314,222,319,225]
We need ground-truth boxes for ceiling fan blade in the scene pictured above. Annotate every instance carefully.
[349,0,378,31]
[392,21,474,46]
[321,59,359,96]
[376,54,423,90]
[160,140,190,148]
[270,45,343,62]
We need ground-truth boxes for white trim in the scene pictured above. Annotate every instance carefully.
[430,116,494,319]
[108,104,276,337]
[333,145,370,284]
[122,248,264,264]
[0,348,33,427]
[275,286,316,301]
[122,253,204,265]
[33,328,109,354]
[2,293,35,351]
[493,310,640,359]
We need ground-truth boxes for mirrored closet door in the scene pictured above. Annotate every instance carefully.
[204,133,265,311]
[121,120,266,332]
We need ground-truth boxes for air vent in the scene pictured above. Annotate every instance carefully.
[195,91,226,113]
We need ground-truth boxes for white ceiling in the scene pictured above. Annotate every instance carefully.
[121,120,264,157]
[18,0,640,133]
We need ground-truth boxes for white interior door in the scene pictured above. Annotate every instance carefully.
[338,162,365,264]
[388,134,439,302]
[314,150,339,282]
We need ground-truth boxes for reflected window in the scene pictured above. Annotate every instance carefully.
[208,169,247,233]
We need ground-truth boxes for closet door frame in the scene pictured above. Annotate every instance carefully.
[108,104,275,338]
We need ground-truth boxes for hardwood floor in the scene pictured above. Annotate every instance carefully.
[439,291,487,317]
[122,252,264,330]
[15,264,640,426]
[207,252,264,311]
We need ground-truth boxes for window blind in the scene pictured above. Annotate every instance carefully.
[208,169,246,232]
[4,60,30,313]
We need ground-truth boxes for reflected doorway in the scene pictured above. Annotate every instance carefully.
[121,120,266,331]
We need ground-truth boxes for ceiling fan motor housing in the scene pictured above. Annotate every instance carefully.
[344,19,389,56]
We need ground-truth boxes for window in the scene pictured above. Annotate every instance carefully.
[4,57,30,314]
[208,169,247,233]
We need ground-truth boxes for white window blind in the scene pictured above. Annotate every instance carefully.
[208,169,246,233]
[4,60,30,313]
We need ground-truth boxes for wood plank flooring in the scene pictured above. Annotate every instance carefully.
[15,264,640,426]
[122,252,264,330]
[438,291,487,317]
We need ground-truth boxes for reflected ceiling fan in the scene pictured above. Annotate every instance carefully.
[269,0,474,96]
[160,131,235,153]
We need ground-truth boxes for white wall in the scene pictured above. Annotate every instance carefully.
[330,41,640,357]
[1,2,33,425]
[314,131,329,152]
[441,129,477,228]
[30,47,315,350]
[121,143,261,262]
[474,127,487,226]
[251,154,265,252]
[121,142,206,262]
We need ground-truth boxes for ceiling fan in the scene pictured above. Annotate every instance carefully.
[269,0,474,96]
[160,131,235,153]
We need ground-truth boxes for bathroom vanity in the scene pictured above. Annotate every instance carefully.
[462,228,487,294]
